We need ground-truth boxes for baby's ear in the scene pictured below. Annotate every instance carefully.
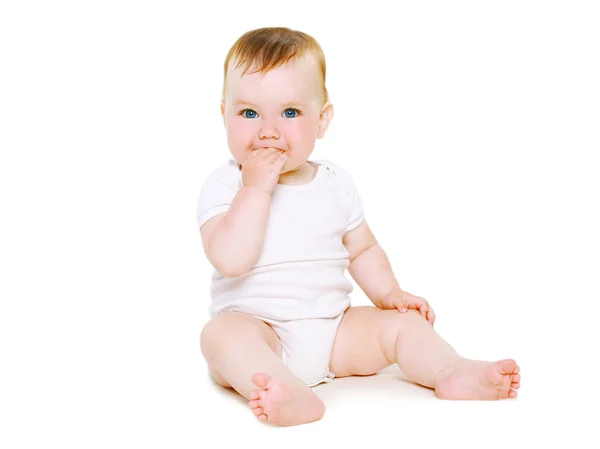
[317,101,334,138]
[220,99,226,127]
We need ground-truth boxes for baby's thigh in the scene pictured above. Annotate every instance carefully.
[200,312,282,386]
[329,306,399,377]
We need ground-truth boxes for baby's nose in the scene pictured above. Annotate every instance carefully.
[259,124,280,140]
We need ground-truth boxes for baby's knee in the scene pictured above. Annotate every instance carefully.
[201,312,247,348]
[381,309,424,336]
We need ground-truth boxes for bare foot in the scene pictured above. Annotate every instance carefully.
[434,358,521,400]
[247,372,325,426]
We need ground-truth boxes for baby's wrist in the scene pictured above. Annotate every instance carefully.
[241,184,272,197]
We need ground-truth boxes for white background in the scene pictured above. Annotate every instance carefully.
[1,0,598,447]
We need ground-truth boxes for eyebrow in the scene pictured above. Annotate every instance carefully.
[233,101,308,108]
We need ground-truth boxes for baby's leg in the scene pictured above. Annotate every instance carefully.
[200,312,325,426]
[387,310,520,399]
[330,307,520,400]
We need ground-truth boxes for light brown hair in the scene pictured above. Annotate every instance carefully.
[222,27,329,104]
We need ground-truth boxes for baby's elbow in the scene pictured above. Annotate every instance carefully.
[205,247,246,278]
[207,245,256,278]
[218,267,244,278]
[214,260,251,278]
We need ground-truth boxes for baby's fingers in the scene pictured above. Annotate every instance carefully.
[418,303,428,319]
[274,152,288,168]
[427,308,436,326]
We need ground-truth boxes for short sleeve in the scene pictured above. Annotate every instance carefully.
[323,160,365,232]
[196,160,241,230]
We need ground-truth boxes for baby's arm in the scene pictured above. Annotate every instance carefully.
[201,148,287,278]
[343,219,400,306]
[201,186,271,277]
[343,220,434,324]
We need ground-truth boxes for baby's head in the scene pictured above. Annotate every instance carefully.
[220,27,333,174]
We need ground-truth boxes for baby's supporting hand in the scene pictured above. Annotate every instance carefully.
[241,147,288,195]
[381,288,435,325]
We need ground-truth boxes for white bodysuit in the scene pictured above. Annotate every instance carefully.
[196,158,365,386]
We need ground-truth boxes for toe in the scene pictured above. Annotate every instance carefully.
[511,374,521,383]
[497,359,517,374]
[511,382,520,389]
[252,372,272,389]
[252,407,264,417]
[486,362,509,386]
[250,389,266,401]
[508,389,518,398]
[248,399,261,408]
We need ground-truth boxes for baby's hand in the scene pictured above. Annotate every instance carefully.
[381,288,435,325]
[241,147,288,195]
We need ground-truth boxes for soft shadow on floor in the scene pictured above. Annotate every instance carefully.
[313,365,437,405]
[207,364,437,407]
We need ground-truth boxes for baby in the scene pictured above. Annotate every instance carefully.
[197,27,520,427]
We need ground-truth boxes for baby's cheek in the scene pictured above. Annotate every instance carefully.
[300,119,318,136]
[292,121,318,147]
[227,129,252,162]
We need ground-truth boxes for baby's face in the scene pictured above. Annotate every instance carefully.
[221,55,330,173]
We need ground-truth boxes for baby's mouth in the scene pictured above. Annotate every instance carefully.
[259,147,287,154]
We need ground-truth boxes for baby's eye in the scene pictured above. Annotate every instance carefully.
[284,108,301,118]
[240,109,257,119]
